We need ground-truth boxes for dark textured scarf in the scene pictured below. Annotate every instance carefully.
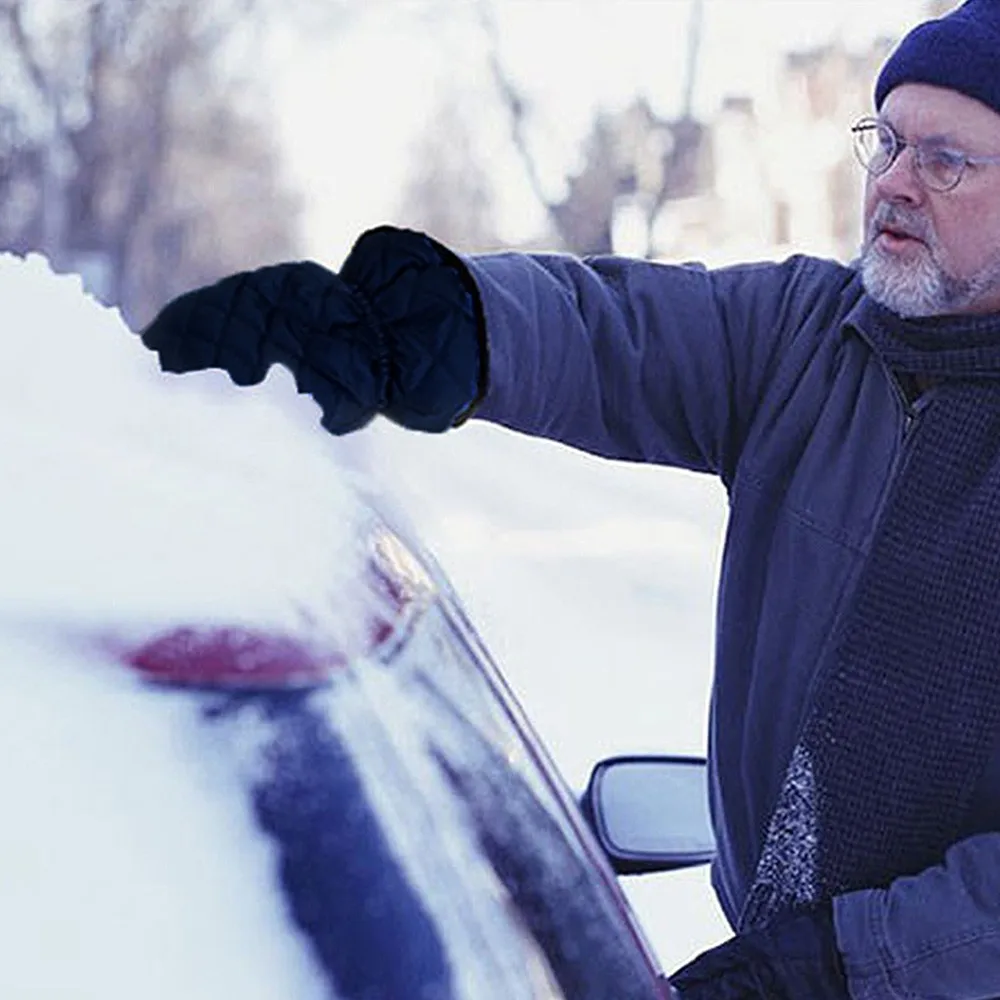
[741,296,1000,930]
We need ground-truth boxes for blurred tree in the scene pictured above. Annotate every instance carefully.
[395,95,502,254]
[476,0,709,257]
[0,0,335,327]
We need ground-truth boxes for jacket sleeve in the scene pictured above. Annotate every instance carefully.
[834,833,1000,1000]
[461,250,817,483]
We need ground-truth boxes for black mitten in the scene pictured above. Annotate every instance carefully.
[140,226,486,434]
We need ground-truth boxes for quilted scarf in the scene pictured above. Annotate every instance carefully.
[741,295,1000,930]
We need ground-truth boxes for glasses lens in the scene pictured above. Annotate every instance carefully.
[853,121,894,174]
[916,147,964,191]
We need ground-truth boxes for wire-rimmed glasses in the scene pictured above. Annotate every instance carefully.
[851,116,1000,192]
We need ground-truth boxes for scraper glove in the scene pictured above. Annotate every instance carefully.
[141,226,486,434]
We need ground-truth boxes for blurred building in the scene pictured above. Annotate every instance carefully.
[638,35,895,267]
[624,0,962,266]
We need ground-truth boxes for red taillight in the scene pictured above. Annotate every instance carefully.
[123,627,345,689]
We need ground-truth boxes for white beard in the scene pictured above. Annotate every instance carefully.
[860,240,957,317]
[860,205,1000,318]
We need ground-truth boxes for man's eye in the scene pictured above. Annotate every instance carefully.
[927,148,965,171]
[872,127,894,153]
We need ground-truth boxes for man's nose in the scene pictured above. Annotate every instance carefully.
[871,145,925,204]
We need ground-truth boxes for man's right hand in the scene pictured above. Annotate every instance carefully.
[140,227,485,435]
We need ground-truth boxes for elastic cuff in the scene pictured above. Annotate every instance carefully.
[436,245,490,426]
[341,226,488,432]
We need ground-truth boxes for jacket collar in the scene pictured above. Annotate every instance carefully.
[843,293,1000,379]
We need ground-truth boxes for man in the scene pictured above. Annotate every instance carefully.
[142,1,1000,997]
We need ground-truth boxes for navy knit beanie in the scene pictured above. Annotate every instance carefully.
[875,0,1000,114]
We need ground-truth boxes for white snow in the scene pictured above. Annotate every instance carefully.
[1,253,373,633]
[0,250,731,993]
[0,253,369,996]
[0,629,332,999]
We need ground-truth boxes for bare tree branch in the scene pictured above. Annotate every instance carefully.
[3,0,54,112]
[0,0,308,320]
[475,0,568,246]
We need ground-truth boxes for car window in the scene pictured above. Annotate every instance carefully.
[363,525,668,999]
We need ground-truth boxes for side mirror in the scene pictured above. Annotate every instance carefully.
[582,755,716,875]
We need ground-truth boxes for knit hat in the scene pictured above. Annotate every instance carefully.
[875,0,1000,115]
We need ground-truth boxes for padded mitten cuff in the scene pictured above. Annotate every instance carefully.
[340,226,488,432]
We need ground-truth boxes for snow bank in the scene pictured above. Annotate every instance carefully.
[0,253,375,997]
[1,253,368,632]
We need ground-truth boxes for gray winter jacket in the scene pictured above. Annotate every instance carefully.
[461,249,1000,1000]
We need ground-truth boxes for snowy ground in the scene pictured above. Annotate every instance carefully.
[1,251,732,993]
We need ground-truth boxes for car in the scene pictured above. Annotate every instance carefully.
[0,252,715,999]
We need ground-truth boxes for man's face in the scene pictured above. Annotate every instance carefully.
[861,83,1000,317]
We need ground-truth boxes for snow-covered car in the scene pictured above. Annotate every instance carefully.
[1,254,712,999]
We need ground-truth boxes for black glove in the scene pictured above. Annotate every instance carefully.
[140,226,486,434]
[669,904,850,1000]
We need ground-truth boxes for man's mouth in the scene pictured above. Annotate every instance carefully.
[875,225,926,251]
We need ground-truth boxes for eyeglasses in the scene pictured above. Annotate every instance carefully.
[851,116,1000,192]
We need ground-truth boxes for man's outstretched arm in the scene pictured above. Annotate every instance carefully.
[144,225,819,482]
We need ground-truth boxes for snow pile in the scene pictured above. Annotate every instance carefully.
[0,253,373,997]
[1,253,369,631]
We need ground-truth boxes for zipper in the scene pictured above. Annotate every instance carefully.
[853,324,928,469]
[866,370,931,551]
[883,361,918,439]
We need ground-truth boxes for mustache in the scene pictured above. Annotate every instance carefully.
[866,203,934,246]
